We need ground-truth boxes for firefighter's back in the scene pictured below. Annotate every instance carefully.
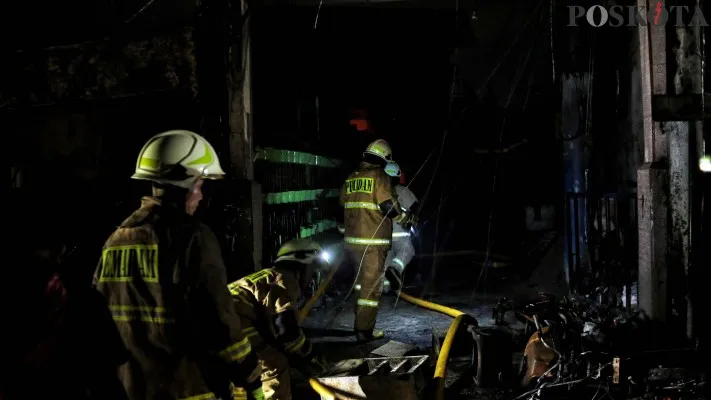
[341,163,393,243]
[94,198,213,399]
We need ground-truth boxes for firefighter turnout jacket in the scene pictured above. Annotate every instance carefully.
[339,161,403,248]
[93,196,261,400]
[227,268,312,360]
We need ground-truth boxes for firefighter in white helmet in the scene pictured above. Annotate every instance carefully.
[227,239,330,400]
[339,139,413,342]
[93,130,263,400]
[382,161,419,292]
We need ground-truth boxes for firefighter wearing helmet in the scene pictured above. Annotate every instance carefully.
[93,130,264,400]
[383,161,419,292]
[227,239,330,399]
[339,139,413,342]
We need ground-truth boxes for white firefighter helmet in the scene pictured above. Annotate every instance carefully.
[275,239,326,265]
[384,160,401,178]
[275,239,329,290]
[132,130,226,189]
[363,139,393,162]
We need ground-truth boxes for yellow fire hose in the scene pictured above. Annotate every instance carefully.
[300,268,470,400]
[397,291,464,318]
[308,377,336,400]
[398,291,472,400]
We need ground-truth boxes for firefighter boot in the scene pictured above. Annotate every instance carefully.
[355,328,385,343]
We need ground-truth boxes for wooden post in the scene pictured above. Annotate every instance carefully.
[227,0,262,271]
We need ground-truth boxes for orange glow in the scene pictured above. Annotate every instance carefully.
[350,118,369,132]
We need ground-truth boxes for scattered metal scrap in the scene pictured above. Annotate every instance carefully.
[317,355,430,400]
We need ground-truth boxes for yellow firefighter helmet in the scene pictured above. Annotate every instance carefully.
[363,139,393,162]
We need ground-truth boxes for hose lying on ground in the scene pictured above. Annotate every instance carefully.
[397,291,464,318]
[398,291,476,400]
[301,269,472,399]
[308,378,336,400]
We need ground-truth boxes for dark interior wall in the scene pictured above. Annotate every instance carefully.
[250,2,559,262]
[1,0,196,49]
[251,5,454,169]
[4,0,202,260]
[8,92,201,232]
[427,0,556,259]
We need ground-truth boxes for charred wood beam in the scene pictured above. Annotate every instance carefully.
[0,27,197,110]
[194,0,233,160]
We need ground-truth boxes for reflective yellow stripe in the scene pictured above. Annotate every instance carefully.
[392,232,410,238]
[344,201,379,210]
[242,327,259,338]
[393,258,405,268]
[231,385,265,400]
[344,237,390,245]
[285,334,306,353]
[178,393,217,400]
[109,305,174,324]
[245,269,273,284]
[219,336,252,363]
[232,385,247,400]
[357,298,379,308]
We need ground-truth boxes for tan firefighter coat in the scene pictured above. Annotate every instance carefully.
[339,161,402,248]
[94,196,260,400]
[227,268,312,359]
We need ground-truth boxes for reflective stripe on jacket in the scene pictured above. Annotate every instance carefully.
[94,196,254,400]
[339,162,399,247]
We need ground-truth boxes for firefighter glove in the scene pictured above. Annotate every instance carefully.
[385,266,403,292]
[394,211,410,225]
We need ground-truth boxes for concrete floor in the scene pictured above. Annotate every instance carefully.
[294,238,569,399]
[304,290,499,350]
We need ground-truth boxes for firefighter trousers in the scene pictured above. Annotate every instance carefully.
[385,237,416,275]
[257,345,291,400]
[346,244,388,333]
